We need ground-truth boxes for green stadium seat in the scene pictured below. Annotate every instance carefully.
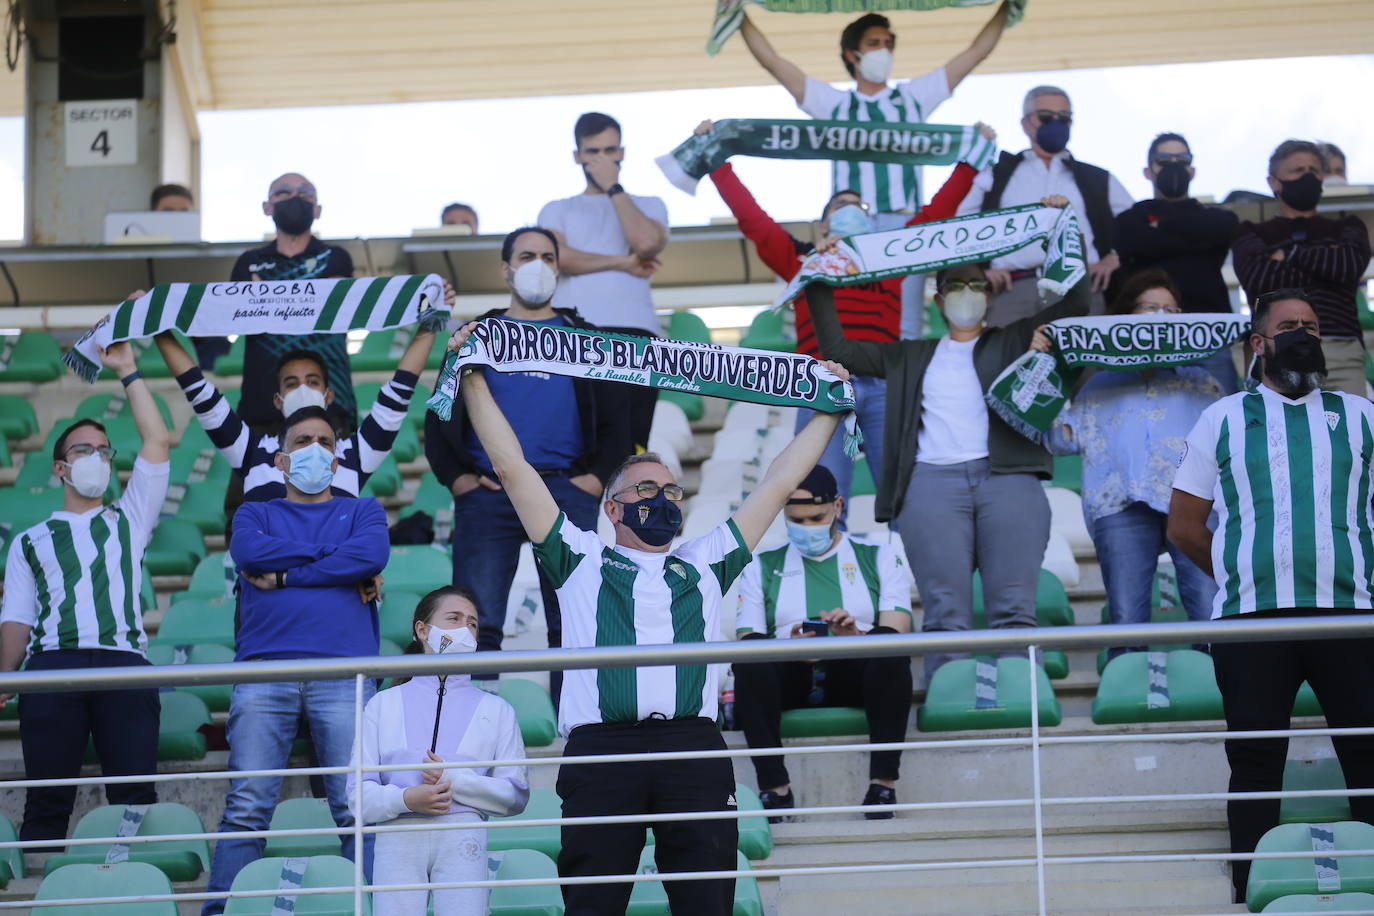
[0,393,38,440]
[74,391,175,429]
[147,643,235,712]
[400,474,452,520]
[1295,682,1323,718]
[0,331,64,382]
[390,420,421,463]
[153,598,236,647]
[923,302,949,339]
[383,545,452,595]
[44,803,210,882]
[354,380,432,432]
[212,335,245,376]
[174,552,238,604]
[0,812,21,882]
[1281,758,1353,825]
[851,456,876,497]
[1091,650,1223,725]
[917,657,1062,732]
[1262,892,1374,912]
[133,329,191,379]
[361,454,401,497]
[626,847,761,916]
[489,789,561,860]
[780,707,868,739]
[143,518,207,577]
[36,861,180,915]
[1247,822,1374,911]
[971,569,1072,679]
[498,678,557,748]
[666,311,712,344]
[155,691,211,760]
[378,590,422,645]
[350,328,410,372]
[489,848,564,916]
[173,479,229,536]
[1359,288,1374,332]
[0,434,9,468]
[379,638,404,656]
[264,798,342,860]
[1049,454,1082,495]
[658,390,704,422]
[0,486,63,533]
[223,855,370,915]
[738,310,792,353]
[732,784,774,861]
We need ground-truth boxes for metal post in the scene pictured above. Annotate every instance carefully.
[1028,644,1047,916]
[353,673,365,914]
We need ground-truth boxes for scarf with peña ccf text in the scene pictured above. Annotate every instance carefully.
[656,119,998,195]
[65,275,448,382]
[985,312,1251,443]
[775,203,1085,309]
[706,0,1026,55]
[427,320,862,454]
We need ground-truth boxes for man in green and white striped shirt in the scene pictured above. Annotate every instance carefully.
[0,342,170,843]
[453,321,849,916]
[1169,288,1374,902]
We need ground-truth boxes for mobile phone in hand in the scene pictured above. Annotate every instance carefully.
[800,620,830,637]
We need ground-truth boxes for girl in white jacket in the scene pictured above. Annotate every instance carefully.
[350,585,530,915]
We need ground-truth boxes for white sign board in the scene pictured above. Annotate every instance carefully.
[64,100,138,167]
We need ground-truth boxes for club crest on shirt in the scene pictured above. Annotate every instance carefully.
[668,561,687,580]
[1326,410,1341,431]
[638,505,651,524]
[842,562,857,585]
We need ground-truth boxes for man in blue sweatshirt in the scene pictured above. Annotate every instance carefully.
[201,405,390,916]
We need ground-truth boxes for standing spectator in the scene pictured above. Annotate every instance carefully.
[200,405,390,916]
[424,227,629,701]
[453,317,848,915]
[1039,269,1220,658]
[1231,140,1372,397]
[0,343,169,844]
[1317,141,1348,187]
[1169,288,1374,903]
[959,86,1133,326]
[441,203,479,232]
[706,119,994,518]
[352,586,529,916]
[734,465,914,821]
[150,183,194,211]
[538,113,668,451]
[808,197,1092,680]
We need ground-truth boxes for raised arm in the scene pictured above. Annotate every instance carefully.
[709,157,805,281]
[732,402,844,550]
[944,0,1010,89]
[740,12,807,105]
[102,342,169,463]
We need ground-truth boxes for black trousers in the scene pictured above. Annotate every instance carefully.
[734,654,912,788]
[557,717,736,916]
[1211,608,1374,901]
[603,326,659,452]
[19,650,161,843]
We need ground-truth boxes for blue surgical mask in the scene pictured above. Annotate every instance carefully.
[619,491,683,547]
[786,520,834,557]
[827,204,871,238]
[1035,119,1070,154]
[286,441,335,494]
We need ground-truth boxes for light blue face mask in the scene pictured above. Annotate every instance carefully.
[827,204,871,238]
[286,441,335,495]
[786,520,835,557]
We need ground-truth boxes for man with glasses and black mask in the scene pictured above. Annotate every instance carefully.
[1232,140,1372,397]
[1114,132,1240,390]
[1169,287,1374,904]
[959,85,1133,326]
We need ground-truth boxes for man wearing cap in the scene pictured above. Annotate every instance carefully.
[733,466,915,821]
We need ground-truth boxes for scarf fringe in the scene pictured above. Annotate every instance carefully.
[62,348,100,384]
[983,390,1047,445]
[654,152,700,196]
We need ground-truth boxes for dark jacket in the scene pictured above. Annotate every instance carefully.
[423,307,631,491]
[1113,198,1237,313]
[809,274,1092,522]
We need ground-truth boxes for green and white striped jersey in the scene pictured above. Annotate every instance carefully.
[533,513,753,736]
[735,534,913,638]
[799,68,951,214]
[1173,386,1374,617]
[1,458,169,655]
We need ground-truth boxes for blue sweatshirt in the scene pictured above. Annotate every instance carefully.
[230,497,389,661]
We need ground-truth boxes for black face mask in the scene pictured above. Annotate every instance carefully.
[1154,162,1192,199]
[618,491,683,548]
[272,196,316,236]
[1277,172,1323,212]
[1264,328,1326,393]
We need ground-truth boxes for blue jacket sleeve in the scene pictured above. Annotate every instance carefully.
[230,502,333,575]
[285,499,390,587]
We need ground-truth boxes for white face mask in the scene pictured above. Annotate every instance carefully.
[280,385,326,418]
[425,624,477,655]
[63,452,111,499]
[856,47,894,83]
[942,288,989,329]
[1324,175,1348,188]
[511,260,558,306]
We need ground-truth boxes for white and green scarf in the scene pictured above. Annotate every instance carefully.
[986,312,1251,442]
[656,119,998,195]
[707,0,1026,55]
[428,320,862,453]
[65,274,448,382]
[775,203,1085,309]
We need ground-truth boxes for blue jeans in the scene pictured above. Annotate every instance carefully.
[793,375,886,527]
[202,678,376,916]
[1092,502,1216,659]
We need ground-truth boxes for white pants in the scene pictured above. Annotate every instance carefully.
[373,811,489,916]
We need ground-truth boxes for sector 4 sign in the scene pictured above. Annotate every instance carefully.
[64,100,138,167]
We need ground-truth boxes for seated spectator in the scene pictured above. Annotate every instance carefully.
[1231,140,1372,397]
[959,86,1133,325]
[353,586,529,916]
[151,183,194,211]
[0,343,169,844]
[1113,132,1240,391]
[200,405,390,915]
[734,465,913,821]
[440,202,479,232]
[1039,269,1220,657]
[705,119,996,519]
[1317,141,1348,187]
[809,196,1091,682]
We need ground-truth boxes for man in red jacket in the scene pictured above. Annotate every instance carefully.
[704,121,993,517]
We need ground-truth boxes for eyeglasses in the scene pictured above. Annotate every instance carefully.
[1033,109,1072,124]
[1151,153,1193,167]
[941,279,991,293]
[613,482,686,503]
[64,444,115,462]
[1134,301,1182,314]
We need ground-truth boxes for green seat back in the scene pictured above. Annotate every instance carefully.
[153,598,236,648]
[0,486,63,533]
[174,481,229,536]
[1247,822,1374,911]
[626,847,761,916]
[350,329,407,372]
[0,811,22,880]
[780,707,868,738]
[489,848,564,916]
[361,454,401,497]
[1295,682,1324,718]
[212,335,246,376]
[971,569,1074,629]
[1050,454,1082,495]
[498,679,558,748]
[400,474,453,520]
[37,861,180,914]
[1262,892,1374,912]
[74,392,174,429]
[1281,758,1353,825]
[45,803,209,883]
[265,798,342,860]
[658,390,704,422]
[667,311,712,344]
[144,518,208,577]
[850,457,876,497]
[157,691,211,760]
[489,789,562,860]
[917,657,1062,732]
[0,393,38,440]
[732,785,773,861]
[135,329,192,379]
[224,855,371,915]
[377,591,422,645]
[390,420,421,463]
[1359,288,1373,331]
[1091,650,1223,725]
[923,302,949,339]
[738,310,792,353]
[0,434,10,468]
[383,545,452,596]
[0,332,63,382]
[355,380,431,432]
[147,643,236,712]
[176,552,238,604]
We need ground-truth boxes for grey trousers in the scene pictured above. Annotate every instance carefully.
[894,459,1051,683]
[986,274,1105,328]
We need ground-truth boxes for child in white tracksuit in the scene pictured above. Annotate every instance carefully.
[350,586,530,915]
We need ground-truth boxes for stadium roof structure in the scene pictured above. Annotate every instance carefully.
[0,0,1370,116]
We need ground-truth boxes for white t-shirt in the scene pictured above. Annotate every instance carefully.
[917,336,989,464]
[537,192,670,335]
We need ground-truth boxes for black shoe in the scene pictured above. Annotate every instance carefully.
[862,783,896,820]
[759,789,795,824]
